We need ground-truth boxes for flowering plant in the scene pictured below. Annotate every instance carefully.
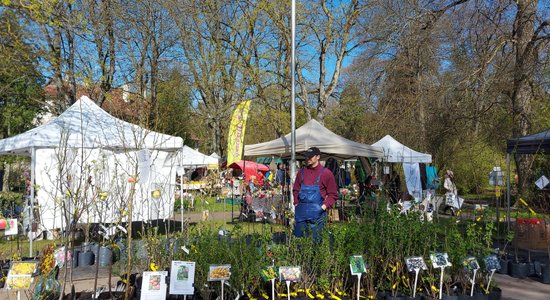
[339,187,352,201]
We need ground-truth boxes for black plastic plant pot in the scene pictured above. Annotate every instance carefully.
[488,288,502,300]
[72,249,80,268]
[78,251,95,266]
[473,293,489,300]
[458,295,474,300]
[98,246,113,267]
[542,265,550,284]
[385,295,407,300]
[497,259,509,275]
[442,295,459,300]
[509,262,529,278]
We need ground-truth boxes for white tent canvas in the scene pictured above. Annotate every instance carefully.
[179,146,218,167]
[244,119,383,159]
[372,135,432,163]
[0,96,183,231]
[373,135,432,201]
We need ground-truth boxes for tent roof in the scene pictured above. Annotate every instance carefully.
[372,135,432,163]
[0,95,183,155]
[507,129,550,154]
[244,119,384,159]
[180,145,219,166]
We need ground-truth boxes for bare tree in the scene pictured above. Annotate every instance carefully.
[511,0,550,192]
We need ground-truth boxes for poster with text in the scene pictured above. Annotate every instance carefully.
[169,261,195,295]
[141,271,168,300]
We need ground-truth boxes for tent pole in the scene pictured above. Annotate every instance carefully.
[289,0,296,215]
[506,153,511,231]
[30,147,35,257]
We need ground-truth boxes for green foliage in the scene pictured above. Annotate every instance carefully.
[0,9,44,139]
[0,191,24,210]
[156,67,194,142]
[444,139,505,194]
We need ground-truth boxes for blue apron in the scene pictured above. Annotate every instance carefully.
[294,167,326,240]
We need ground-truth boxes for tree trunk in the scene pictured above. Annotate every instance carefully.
[511,0,537,194]
[2,162,9,192]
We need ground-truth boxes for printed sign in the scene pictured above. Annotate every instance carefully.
[4,219,18,236]
[463,256,480,272]
[6,261,37,290]
[483,255,501,271]
[141,271,168,300]
[535,175,549,190]
[208,264,231,281]
[430,252,452,268]
[349,255,367,275]
[279,266,301,282]
[405,256,428,272]
[169,261,195,295]
[260,266,278,281]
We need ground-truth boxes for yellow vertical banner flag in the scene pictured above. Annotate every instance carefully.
[227,100,251,166]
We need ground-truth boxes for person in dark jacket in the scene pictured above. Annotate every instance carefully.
[292,147,338,240]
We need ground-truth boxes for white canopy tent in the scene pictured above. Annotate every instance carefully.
[244,119,384,159]
[372,135,432,201]
[0,96,183,234]
[179,145,218,167]
[372,135,432,163]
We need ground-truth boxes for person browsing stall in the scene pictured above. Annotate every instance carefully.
[292,147,338,240]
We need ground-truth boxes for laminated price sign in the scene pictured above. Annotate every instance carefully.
[349,255,367,275]
[260,266,278,281]
[208,264,231,281]
[141,271,168,300]
[169,261,195,295]
[6,261,38,290]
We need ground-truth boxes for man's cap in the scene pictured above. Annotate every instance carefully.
[303,147,321,158]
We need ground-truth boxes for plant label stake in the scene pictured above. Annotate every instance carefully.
[349,255,367,300]
[405,256,427,298]
[356,273,361,300]
[463,256,480,297]
[286,280,291,300]
[439,266,445,300]
[429,253,452,300]
[470,268,477,297]
[413,268,420,298]
[486,269,496,291]
[221,280,225,300]
[271,278,275,300]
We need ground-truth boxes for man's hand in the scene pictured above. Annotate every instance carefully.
[321,204,327,211]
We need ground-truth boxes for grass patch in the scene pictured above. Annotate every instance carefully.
[0,238,52,259]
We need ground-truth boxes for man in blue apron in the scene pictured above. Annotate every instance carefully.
[292,147,338,241]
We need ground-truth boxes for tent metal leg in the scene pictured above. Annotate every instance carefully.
[506,153,511,231]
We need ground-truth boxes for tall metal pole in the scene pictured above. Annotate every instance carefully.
[289,0,296,213]
[30,147,35,257]
[506,153,511,230]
